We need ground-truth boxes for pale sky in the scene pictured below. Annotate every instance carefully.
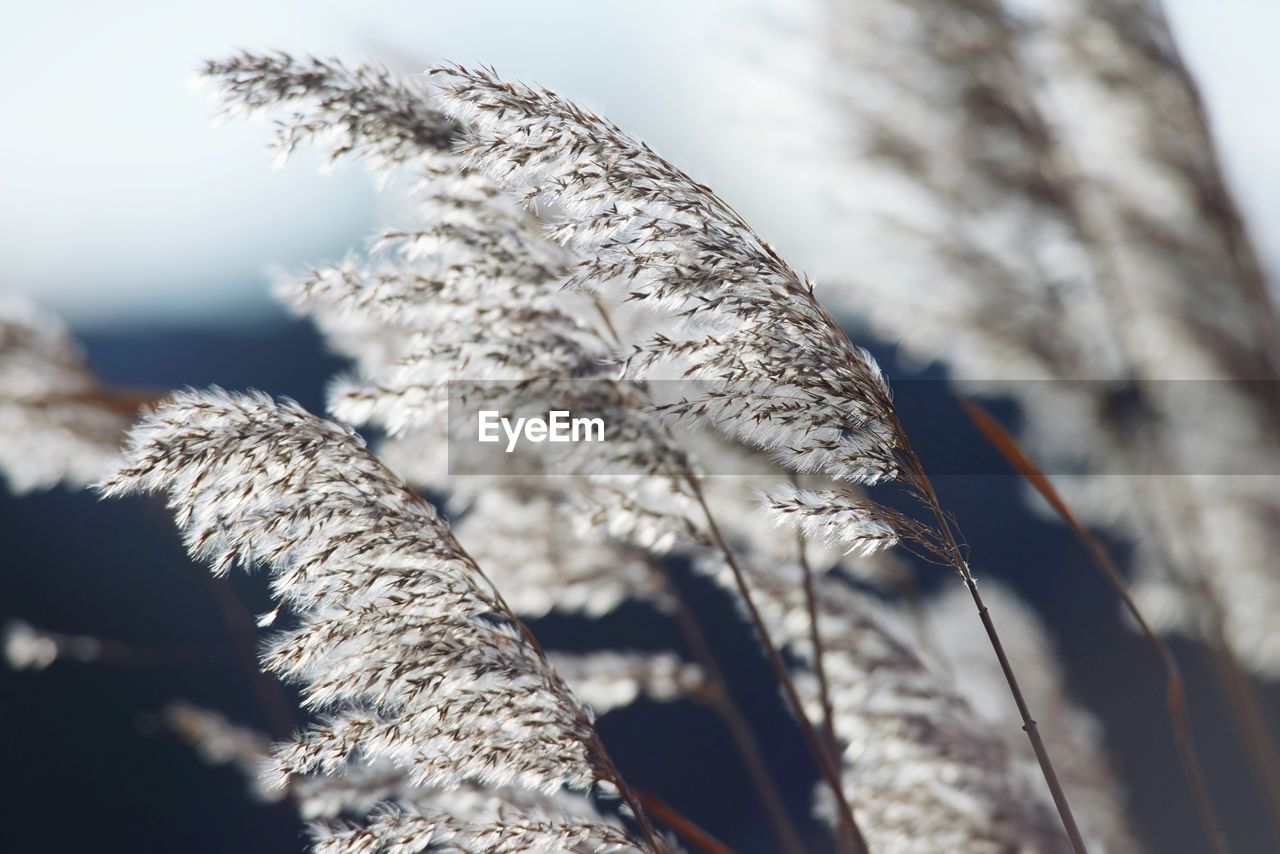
[2,0,1276,327]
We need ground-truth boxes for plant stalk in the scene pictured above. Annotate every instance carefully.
[654,563,808,854]
[894,417,1087,854]
[792,479,841,764]
[636,791,733,854]
[685,474,868,854]
[958,397,1227,853]
[797,521,855,854]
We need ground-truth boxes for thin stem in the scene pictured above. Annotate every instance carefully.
[591,738,665,853]
[792,488,840,761]
[1145,475,1280,839]
[893,414,1087,854]
[966,572,1086,854]
[958,397,1226,853]
[590,295,624,345]
[684,474,868,854]
[653,561,808,854]
[1202,610,1280,843]
[588,283,846,849]
[636,791,733,854]
[200,572,297,741]
[796,514,855,854]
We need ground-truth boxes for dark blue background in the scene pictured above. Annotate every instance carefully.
[1,315,1275,852]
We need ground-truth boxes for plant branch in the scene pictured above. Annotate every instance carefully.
[636,791,733,854]
[892,411,1087,854]
[652,561,808,854]
[791,478,840,763]
[684,474,868,854]
[957,396,1227,854]
[795,506,855,854]
[199,572,297,742]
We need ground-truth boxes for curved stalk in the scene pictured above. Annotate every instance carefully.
[958,396,1226,853]
[685,475,869,854]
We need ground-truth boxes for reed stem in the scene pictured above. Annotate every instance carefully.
[958,397,1227,854]
[892,413,1087,854]
[653,562,808,854]
[685,474,868,854]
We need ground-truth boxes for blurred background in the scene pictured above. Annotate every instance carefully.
[6,0,1279,330]
[2,1,1279,852]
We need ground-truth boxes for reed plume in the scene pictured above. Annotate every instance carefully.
[98,390,663,851]
[433,61,1088,849]
[0,296,134,493]
[3,37,1201,852]
[201,51,1103,849]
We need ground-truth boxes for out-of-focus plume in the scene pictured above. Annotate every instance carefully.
[801,0,1280,678]
[0,297,134,493]
[3,620,103,671]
